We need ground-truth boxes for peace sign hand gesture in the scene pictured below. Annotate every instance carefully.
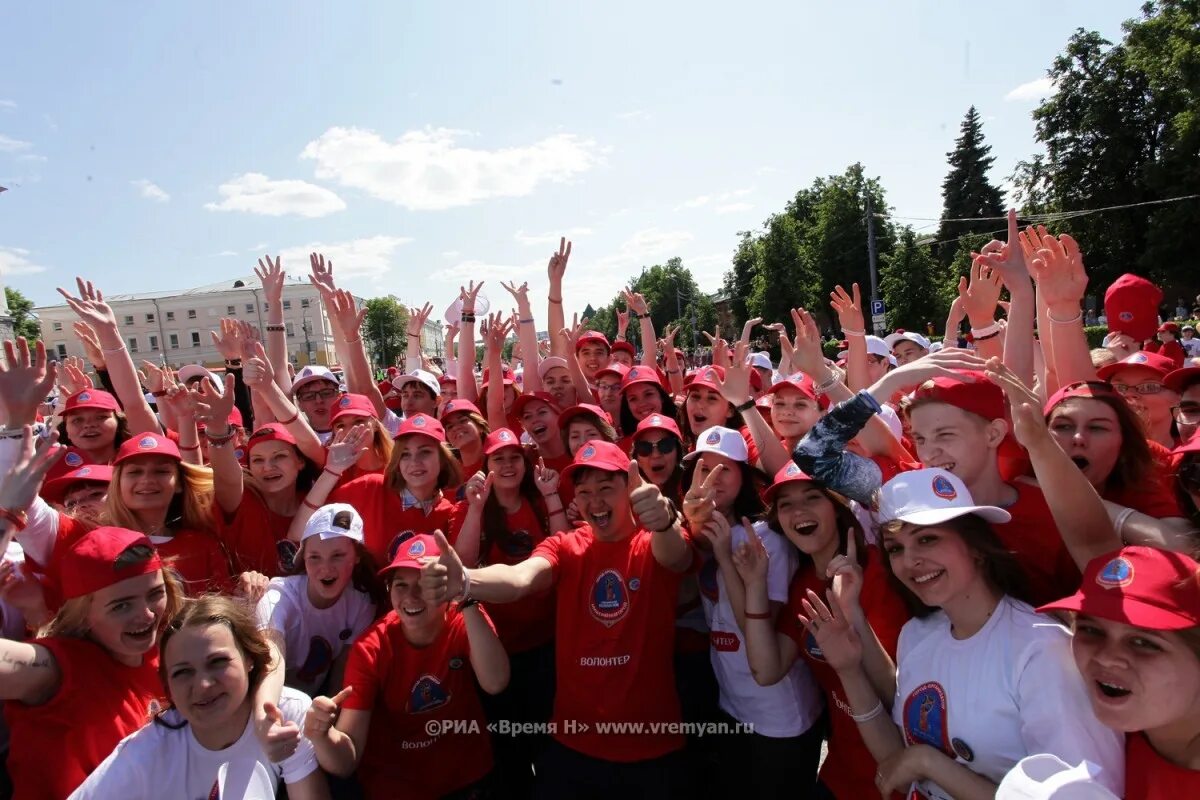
[408,302,434,337]
[683,462,724,531]
[547,237,572,283]
[500,280,532,315]
[825,533,863,620]
[460,281,485,316]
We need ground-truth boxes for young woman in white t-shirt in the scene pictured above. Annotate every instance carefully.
[256,502,379,697]
[73,595,329,799]
[803,468,1124,800]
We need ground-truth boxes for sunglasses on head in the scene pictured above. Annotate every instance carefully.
[634,438,677,457]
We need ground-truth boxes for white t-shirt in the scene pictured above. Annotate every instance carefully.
[700,520,823,738]
[892,596,1124,799]
[256,575,376,696]
[70,686,319,799]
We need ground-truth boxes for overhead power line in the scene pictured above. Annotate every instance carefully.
[888,193,1200,225]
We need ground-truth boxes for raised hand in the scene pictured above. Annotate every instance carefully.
[308,252,336,294]
[788,308,829,377]
[210,318,244,362]
[58,356,94,396]
[547,237,572,283]
[975,209,1030,293]
[234,571,270,605]
[709,347,752,406]
[627,462,675,532]
[959,255,1004,326]
[303,686,353,740]
[534,458,560,497]
[460,281,485,316]
[257,701,301,763]
[500,280,531,314]
[0,426,62,520]
[236,321,263,361]
[408,302,434,338]
[242,342,273,388]
[798,587,863,673]
[138,360,169,395]
[329,289,367,341]
[56,277,118,333]
[325,424,371,475]
[682,462,724,531]
[825,532,863,620]
[421,530,463,603]
[1028,233,1088,315]
[622,288,650,317]
[254,255,286,301]
[661,323,679,352]
[191,374,237,430]
[731,523,769,585]
[702,325,730,368]
[464,471,494,511]
[0,560,51,629]
[697,513,733,561]
[160,385,197,422]
[483,312,513,356]
[883,347,988,390]
[0,338,58,426]
[73,321,106,369]
[616,308,630,338]
[829,284,866,334]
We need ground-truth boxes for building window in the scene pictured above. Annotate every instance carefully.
[123,315,134,326]
[52,321,62,331]
[146,313,155,323]
[191,332,201,347]
[55,343,67,359]
[227,305,236,315]
[127,337,139,353]
[149,335,159,350]
[166,311,175,322]
[187,309,197,320]
[245,303,254,314]
[301,298,310,308]
[263,303,269,311]
[286,322,295,338]
[283,300,292,310]
[169,334,179,349]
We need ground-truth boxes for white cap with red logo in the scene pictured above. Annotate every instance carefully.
[878,468,1011,526]
[683,426,748,464]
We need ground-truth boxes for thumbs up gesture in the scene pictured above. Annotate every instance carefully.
[256,700,301,763]
[628,462,676,533]
[419,530,465,603]
[303,686,354,741]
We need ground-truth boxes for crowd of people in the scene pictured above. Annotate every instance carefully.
[0,212,1197,799]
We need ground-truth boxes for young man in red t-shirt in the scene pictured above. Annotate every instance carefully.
[427,440,696,797]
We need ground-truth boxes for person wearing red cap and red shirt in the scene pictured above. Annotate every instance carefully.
[575,330,612,383]
[305,533,509,800]
[440,398,490,498]
[630,414,686,505]
[427,440,696,795]
[1097,350,1181,449]
[609,339,637,368]
[40,463,113,523]
[1039,546,1200,798]
[593,362,629,434]
[559,403,619,458]
[2,527,181,799]
[514,391,571,470]
[1144,322,1187,369]
[56,388,131,465]
[733,462,910,800]
[618,365,680,442]
[297,414,462,567]
[450,428,567,795]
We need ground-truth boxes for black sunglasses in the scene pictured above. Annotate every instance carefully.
[634,439,677,457]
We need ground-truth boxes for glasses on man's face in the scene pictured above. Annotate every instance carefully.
[596,382,622,395]
[297,388,338,403]
[634,439,676,457]
[1172,404,1200,425]
[1111,381,1164,396]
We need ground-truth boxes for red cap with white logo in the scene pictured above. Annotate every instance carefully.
[113,433,182,465]
[483,427,522,455]
[395,413,446,444]
[63,389,121,415]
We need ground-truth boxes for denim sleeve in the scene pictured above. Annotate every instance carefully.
[791,391,884,505]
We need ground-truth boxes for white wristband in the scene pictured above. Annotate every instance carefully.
[459,567,472,602]
[970,321,1002,338]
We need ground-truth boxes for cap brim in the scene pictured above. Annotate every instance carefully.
[888,505,1011,526]
[562,461,625,483]
[1037,593,1199,631]
[377,559,425,577]
[303,529,364,544]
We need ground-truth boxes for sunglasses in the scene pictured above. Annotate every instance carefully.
[634,439,677,457]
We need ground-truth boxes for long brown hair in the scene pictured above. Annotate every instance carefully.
[106,460,216,534]
[479,448,547,565]
[765,482,866,571]
[40,556,186,640]
[157,595,274,706]
[384,436,463,496]
[1046,387,1154,493]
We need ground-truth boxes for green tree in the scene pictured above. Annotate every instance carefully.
[749,213,818,329]
[880,227,955,331]
[363,296,408,369]
[936,106,1005,269]
[592,258,716,355]
[4,287,40,341]
[720,231,759,331]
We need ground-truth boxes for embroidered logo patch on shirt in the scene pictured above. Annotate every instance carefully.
[409,675,450,713]
[903,681,954,757]
[590,568,629,627]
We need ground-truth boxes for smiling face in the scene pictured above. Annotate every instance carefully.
[685,387,731,435]
[573,469,631,538]
[118,456,180,514]
[693,452,743,516]
[399,383,437,418]
[165,622,251,733]
[882,522,982,609]
[625,383,664,422]
[443,412,483,452]
[541,367,577,408]
[1047,398,1123,489]
[87,570,169,664]
[487,447,526,491]
[634,432,679,487]
[769,387,821,440]
[576,344,610,380]
[62,482,109,521]
[65,409,119,452]
[519,400,558,448]
[295,380,339,431]
[891,340,927,366]
[595,376,623,416]
[773,482,839,561]
[388,567,446,645]
[908,402,1001,487]
[396,435,440,494]
[567,420,603,457]
[1071,615,1200,734]
[302,536,358,609]
[247,440,303,495]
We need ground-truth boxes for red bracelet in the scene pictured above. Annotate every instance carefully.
[743,610,771,620]
[178,443,200,452]
[0,508,28,531]
[322,467,344,479]
[278,411,300,425]
[302,498,321,511]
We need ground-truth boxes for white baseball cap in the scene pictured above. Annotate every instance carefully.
[178,364,224,396]
[996,755,1119,799]
[885,331,932,352]
[292,365,338,393]
[537,356,570,380]
[683,425,749,463]
[878,468,1011,526]
[747,352,773,371]
[301,503,365,545]
[392,369,441,397]
[837,335,897,365]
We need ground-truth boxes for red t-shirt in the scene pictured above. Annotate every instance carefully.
[213,488,296,577]
[533,525,693,762]
[1103,440,1185,519]
[998,481,1083,606]
[450,498,556,653]
[738,426,762,467]
[329,474,455,566]
[153,527,235,595]
[341,609,494,800]
[779,548,910,800]
[5,637,167,800]
[1126,731,1200,798]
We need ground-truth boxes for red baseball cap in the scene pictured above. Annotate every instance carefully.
[575,331,611,352]
[1165,366,1200,393]
[60,526,163,600]
[41,464,114,505]
[377,533,441,577]
[481,365,515,389]
[437,373,457,385]
[622,365,664,392]
[440,399,482,421]
[562,440,631,483]
[513,391,560,418]
[1042,380,1122,416]
[1159,321,1181,335]
[386,366,399,376]
[395,413,446,444]
[1104,273,1162,341]
[686,366,725,394]
[912,371,1005,421]
[762,461,817,503]
[1038,546,1200,631]
[633,413,682,442]
[611,340,636,358]
[767,372,817,401]
[330,393,379,426]
[63,389,121,415]
[596,363,631,384]
[43,447,95,483]
[1096,350,1176,382]
[113,433,182,465]
[246,423,299,454]
[483,427,522,455]
[559,404,612,429]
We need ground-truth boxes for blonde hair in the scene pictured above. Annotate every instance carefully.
[40,565,186,639]
[106,460,216,534]
[385,438,463,495]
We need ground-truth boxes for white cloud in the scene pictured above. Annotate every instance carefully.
[0,135,31,153]
[301,126,604,211]
[0,246,49,277]
[619,228,694,258]
[215,250,239,257]
[1005,77,1054,102]
[514,227,593,246]
[204,173,346,218]
[275,236,412,281]
[0,100,15,111]
[247,242,268,253]
[429,258,543,285]
[715,202,754,215]
[677,187,752,211]
[131,179,170,203]
[17,154,47,164]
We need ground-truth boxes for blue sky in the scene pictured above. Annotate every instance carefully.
[1,1,1135,320]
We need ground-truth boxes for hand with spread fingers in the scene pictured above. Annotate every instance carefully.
[830,283,866,334]
[797,587,862,673]
[0,338,59,427]
[254,255,286,302]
